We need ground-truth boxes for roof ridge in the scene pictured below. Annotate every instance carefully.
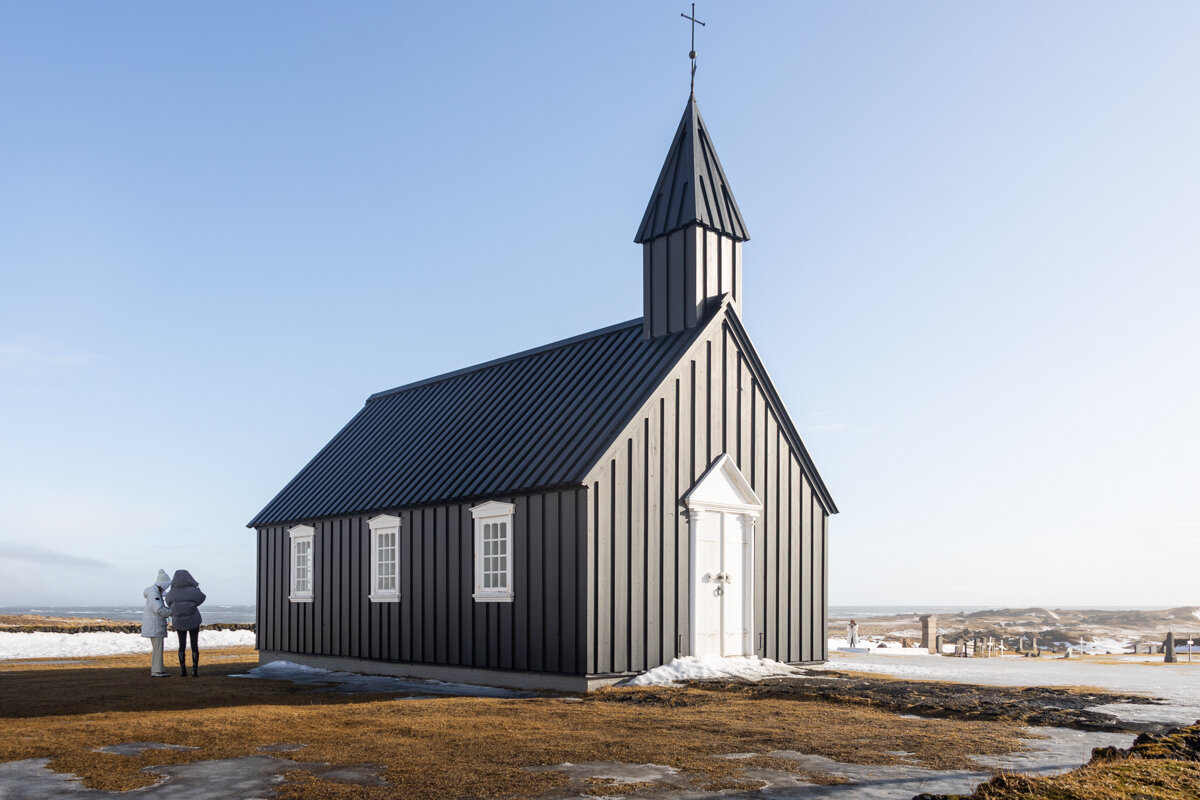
[367,317,643,402]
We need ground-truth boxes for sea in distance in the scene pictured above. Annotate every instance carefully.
[4,605,1174,626]
[2,605,257,624]
[829,605,1174,618]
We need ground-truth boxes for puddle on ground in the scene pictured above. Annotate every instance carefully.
[971,726,1131,775]
[530,726,1133,799]
[0,755,386,799]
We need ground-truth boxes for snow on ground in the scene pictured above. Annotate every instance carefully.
[827,637,937,655]
[622,655,798,686]
[815,651,1200,725]
[233,660,526,698]
[0,629,255,660]
[828,636,1137,656]
[1071,637,1134,655]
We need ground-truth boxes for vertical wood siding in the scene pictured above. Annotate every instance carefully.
[256,486,588,675]
[585,316,832,675]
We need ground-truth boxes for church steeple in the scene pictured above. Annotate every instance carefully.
[637,96,749,338]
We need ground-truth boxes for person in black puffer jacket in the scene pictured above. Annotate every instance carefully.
[165,569,206,677]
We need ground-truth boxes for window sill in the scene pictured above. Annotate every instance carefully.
[472,593,514,603]
[369,594,400,603]
[288,595,313,603]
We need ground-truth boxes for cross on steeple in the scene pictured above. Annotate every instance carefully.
[680,4,705,96]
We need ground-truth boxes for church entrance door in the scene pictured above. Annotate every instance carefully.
[685,455,762,659]
[692,510,751,657]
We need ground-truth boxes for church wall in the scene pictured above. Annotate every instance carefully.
[584,310,831,676]
[255,486,589,677]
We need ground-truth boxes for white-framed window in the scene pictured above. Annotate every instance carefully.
[288,524,315,603]
[368,514,401,602]
[471,500,515,602]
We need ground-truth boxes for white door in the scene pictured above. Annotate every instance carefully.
[721,513,749,656]
[693,511,750,658]
[693,512,724,657]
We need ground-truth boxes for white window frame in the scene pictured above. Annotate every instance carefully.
[288,524,315,603]
[471,500,515,602]
[368,514,401,603]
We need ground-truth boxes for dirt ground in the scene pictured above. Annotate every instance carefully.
[0,647,1025,799]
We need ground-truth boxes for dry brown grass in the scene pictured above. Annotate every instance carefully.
[960,760,1200,799]
[582,777,665,796]
[0,648,1025,799]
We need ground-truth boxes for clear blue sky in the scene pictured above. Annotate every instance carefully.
[1,2,1196,608]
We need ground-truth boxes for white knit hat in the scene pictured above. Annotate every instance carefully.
[156,569,171,588]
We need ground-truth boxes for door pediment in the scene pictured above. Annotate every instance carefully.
[683,454,762,516]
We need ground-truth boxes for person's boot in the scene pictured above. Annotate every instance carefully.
[179,652,188,677]
[191,652,199,678]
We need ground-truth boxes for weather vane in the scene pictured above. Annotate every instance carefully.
[681,3,705,96]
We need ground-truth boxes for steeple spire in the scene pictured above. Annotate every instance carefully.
[635,96,749,245]
[637,96,749,338]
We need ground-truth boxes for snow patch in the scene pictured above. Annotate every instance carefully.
[622,655,797,686]
[1070,638,1134,655]
[828,638,937,655]
[0,629,256,660]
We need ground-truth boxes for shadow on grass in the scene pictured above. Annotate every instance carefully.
[0,657,531,720]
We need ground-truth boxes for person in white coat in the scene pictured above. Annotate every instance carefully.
[847,619,860,648]
[142,569,173,677]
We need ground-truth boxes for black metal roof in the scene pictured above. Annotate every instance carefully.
[634,95,750,244]
[248,316,707,528]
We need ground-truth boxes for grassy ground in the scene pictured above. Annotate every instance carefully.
[0,647,1024,799]
[0,613,253,633]
[951,761,1200,800]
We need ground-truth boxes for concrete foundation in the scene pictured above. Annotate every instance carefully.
[258,650,611,692]
[257,650,827,693]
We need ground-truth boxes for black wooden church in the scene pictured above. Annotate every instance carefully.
[249,94,837,691]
